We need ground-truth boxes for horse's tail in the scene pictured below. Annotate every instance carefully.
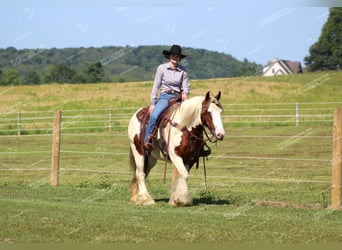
[129,145,149,175]
[128,145,149,198]
[129,146,137,196]
[129,146,136,173]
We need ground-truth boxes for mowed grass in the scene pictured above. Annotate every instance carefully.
[1,183,342,243]
[1,71,342,243]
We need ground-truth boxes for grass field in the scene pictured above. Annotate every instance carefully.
[1,182,342,243]
[1,71,342,243]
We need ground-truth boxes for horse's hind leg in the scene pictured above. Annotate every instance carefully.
[130,152,156,205]
[129,176,138,203]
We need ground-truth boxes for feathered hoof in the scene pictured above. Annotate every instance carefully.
[135,195,155,206]
[169,195,193,207]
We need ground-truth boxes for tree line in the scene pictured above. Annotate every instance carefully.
[0,46,262,86]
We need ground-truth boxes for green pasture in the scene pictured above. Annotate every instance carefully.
[1,181,342,243]
[0,71,341,113]
[1,71,342,243]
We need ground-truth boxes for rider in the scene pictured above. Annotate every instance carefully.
[144,44,190,150]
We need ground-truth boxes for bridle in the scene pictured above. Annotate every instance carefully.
[202,125,219,144]
[162,100,221,188]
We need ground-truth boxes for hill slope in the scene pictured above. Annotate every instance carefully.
[0,71,340,113]
[0,46,261,84]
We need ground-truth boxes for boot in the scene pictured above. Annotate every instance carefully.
[144,141,153,151]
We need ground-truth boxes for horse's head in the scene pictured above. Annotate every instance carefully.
[201,91,225,141]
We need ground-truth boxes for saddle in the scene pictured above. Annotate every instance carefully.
[136,96,211,169]
[136,96,181,150]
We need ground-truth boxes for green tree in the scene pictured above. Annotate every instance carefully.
[304,7,342,71]
[84,61,105,83]
[25,71,41,85]
[43,63,77,83]
[0,64,3,83]
[1,68,20,85]
[234,58,263,76]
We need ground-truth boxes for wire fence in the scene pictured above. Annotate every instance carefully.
[1,101,341,136]
[0,101,340,206]
[222,101,340,126]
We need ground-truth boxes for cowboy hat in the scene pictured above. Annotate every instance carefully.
[162,45,186,59]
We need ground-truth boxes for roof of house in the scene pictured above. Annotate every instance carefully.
[284,60,302,73]
[263,58,303,75]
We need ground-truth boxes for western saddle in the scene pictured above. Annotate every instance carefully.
[135,96,211,169]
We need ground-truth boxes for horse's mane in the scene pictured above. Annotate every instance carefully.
[176,96,204,129]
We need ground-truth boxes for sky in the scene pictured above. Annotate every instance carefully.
[0,0,340,66]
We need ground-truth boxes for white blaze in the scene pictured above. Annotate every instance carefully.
[208,103,225,139]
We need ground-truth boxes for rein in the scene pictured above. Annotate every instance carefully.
[182,126,216,191]
[163,107,178,184]
[190,126,218,144]
[162,117,217,190]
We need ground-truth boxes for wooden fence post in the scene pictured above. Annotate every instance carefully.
[295,102,299,126]
[51,111,62,187]
[331,108,342,209]
[109,108,113,132]
[17,111,21,136]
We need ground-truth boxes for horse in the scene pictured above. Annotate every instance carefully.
[127,91,225,206]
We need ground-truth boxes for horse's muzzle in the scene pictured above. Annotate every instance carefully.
[215,129,225,141]
[216,133,224,141]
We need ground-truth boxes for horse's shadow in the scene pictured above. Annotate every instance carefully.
[155,192,232,206]
[192,197,231,206]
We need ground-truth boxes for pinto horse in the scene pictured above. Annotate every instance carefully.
[128,91,225,206]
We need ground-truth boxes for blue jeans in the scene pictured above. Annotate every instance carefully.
[144,93,177,142]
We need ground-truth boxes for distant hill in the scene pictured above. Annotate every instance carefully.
[0,45,262,85]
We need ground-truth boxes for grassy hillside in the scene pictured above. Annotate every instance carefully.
[0,45,261,84]
[0,71,341,113]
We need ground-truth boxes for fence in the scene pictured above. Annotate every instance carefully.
[222,101,340,126]
[0,101,340,136]
[0,102,341,208]
[331,108,342,209]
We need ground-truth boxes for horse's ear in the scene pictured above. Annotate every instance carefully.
[215,91,221,101]
[205,91,210,101]
[202,91,211,113]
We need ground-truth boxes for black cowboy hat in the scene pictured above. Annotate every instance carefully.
[162,45,186,59]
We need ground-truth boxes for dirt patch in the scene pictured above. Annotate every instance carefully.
[254,199,323,209]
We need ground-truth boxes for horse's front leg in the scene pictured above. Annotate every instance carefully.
[169,158,192,207]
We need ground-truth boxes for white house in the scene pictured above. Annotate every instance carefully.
[263,58,303,77]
